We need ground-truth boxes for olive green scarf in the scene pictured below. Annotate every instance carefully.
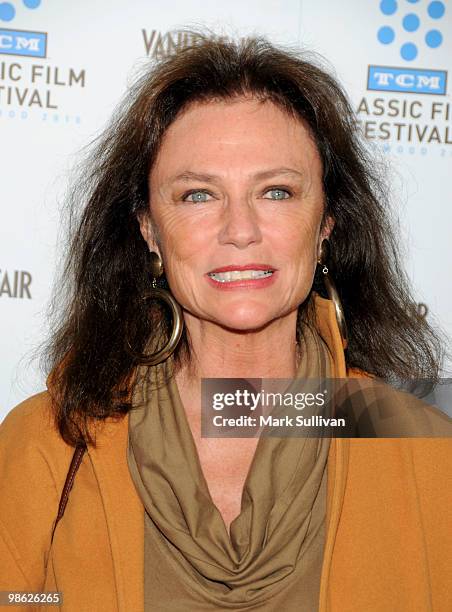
[127,323,333,610]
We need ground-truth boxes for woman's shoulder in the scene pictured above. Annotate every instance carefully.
[2,389,54,430]
[342,368,452,441]
[2,390,59,442]
[0,391,75,482]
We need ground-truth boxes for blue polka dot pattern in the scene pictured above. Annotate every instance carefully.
[402,13,420,31]
[427,1,445,19]
[377,0,445,61]
[378,26,396,44]
[0,2,15,20]
[425,29,443,47]
[380,0,398,16]
[0,0,41,21]
[401,42,418,61]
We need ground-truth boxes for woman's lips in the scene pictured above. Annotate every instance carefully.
[205,270,278,290]
[207,263,276,273]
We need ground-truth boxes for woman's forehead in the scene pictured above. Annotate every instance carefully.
[161,96,311,141]
[150,96,322,182]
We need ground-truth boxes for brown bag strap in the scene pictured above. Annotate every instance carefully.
[51,443,87,543]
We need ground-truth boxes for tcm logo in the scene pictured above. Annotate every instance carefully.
[369,0,447,94]
[0,0,45,58]
[0,28,46,57]
[368,66,447,95]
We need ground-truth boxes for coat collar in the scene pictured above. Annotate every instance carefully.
[56,292,351,612]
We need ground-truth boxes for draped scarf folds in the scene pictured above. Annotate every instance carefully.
[127,322,333,611]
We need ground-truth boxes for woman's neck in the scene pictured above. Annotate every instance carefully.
[176,309,300,384]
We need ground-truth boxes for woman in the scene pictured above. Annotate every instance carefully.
[1,33,450,611]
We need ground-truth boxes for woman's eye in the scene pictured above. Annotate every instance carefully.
[181,188,292,203]
[263,188,291,201]
[182,190,213,203]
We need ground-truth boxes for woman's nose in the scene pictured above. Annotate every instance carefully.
[217,199,263,249]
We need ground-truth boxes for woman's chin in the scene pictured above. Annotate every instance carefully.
[212,306,278,333]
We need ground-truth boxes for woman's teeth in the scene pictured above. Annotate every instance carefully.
[208,270,274,282]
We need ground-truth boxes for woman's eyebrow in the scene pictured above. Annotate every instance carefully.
[166,167,304,185]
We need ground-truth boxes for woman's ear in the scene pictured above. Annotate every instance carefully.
[323,214,335,239]
[317,215,335,258]
[137,211,161,257]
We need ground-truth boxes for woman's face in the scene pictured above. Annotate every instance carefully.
[141,96,333,332]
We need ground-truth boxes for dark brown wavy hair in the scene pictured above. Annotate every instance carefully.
[43,30,447,447]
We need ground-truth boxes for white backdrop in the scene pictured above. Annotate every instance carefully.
[1,0,451,419]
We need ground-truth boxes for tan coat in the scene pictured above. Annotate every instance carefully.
[1,295,451,611]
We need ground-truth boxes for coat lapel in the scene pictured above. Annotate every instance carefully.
[87,418,145,611]
[314,295,351,612]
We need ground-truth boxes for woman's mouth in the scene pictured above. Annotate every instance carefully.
[205,266,278,290]
[208,269,274,282]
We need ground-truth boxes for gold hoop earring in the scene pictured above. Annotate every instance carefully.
[318,239,348,350]
[126,251,184,365]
